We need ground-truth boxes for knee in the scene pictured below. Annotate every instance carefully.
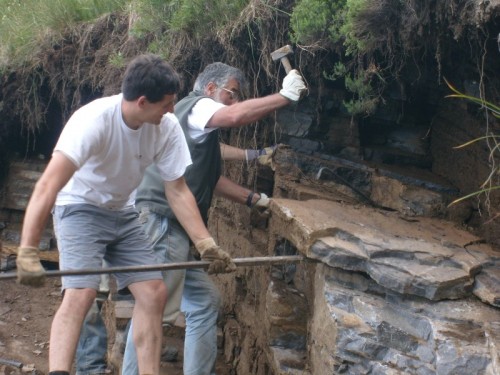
[59,288,97,317]
[147,280,167,307]
[63,288,97,304]
[130,280,167,310]
[155,281,168,306]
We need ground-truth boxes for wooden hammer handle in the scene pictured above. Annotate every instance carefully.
[281,57,292,73]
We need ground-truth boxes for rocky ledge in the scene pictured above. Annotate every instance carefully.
[265,198,499,374]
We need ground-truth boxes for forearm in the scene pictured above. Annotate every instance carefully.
[21,152,75,248]
[21,182,57,247]
[208,93,290,128]
[214,176,260,206]
[165,179,211,244]
[220,143,246,161]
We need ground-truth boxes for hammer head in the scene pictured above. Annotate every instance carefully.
[270,44,293,61]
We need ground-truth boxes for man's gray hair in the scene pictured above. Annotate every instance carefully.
[193,62,248,97]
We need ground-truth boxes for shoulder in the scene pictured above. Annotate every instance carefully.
[150,113,185,142]
[192,97,224,111]
[77,94,121,112]
[158,113,182,135]
[162,112,181,126]
[70,94,122,123]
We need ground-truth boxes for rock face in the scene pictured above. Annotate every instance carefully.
[272,199,495,302]
[265,198,499,374]
[315,266,500,375]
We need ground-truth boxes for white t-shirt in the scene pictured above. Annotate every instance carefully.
[186,98,225,142]
[54,94,192,210]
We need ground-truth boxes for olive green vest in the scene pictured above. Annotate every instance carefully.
[135,92,221,225]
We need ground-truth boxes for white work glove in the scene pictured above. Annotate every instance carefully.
[247,192,271,215]
[16,246,46,287]
[280,69,307,102]
[195,238,237,274]
[254,193,270,210]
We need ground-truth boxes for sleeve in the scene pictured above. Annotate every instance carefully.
[53,109,102,168]
[188,98,226,131]
[154,113,193,182]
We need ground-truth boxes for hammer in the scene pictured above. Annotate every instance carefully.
[271,44,293,73]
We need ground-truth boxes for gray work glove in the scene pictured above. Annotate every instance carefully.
[16,246,46,287]
[195,238,237,274]
[245,145,278,169]
[280,69,307,102]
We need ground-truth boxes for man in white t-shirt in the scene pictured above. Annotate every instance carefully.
[15,54,234,375]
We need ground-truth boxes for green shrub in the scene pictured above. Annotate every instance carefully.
[129,0,248,51]
[0,0,126,66]
[290,0,346,46]
[291,0,383,116]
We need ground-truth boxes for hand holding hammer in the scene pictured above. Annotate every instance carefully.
[271,44,307,101]
[271,44,294,73]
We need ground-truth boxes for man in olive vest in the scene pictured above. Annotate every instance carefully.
[122,62,306,375]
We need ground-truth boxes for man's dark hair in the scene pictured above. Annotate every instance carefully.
[121,54,181,102]
[193,62,248,97]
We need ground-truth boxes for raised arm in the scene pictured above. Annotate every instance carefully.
[207,69,306,128]
[207,93,289,128]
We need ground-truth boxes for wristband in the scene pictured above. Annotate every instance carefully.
[246,192,256,207]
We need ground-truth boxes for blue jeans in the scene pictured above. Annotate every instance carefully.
[75,292,109,375]
[122,207,221,375]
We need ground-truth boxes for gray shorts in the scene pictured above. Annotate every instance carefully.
[52,204,162,291]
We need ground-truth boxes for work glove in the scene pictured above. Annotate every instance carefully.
[16,246,46,287]
[247,192,271,216]
[253,193,270,211]
[195,238,237,274]
[280,69,307,102]
[245,145,278,169]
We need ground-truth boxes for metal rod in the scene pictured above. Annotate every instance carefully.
[0,255,310,280]
[0,358,23,368]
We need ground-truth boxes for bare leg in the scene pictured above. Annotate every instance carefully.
[49,288,97,371]
[128,279,167,375]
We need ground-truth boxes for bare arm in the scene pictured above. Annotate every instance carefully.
[21,152,77,247]
[220,143,246,161]
[214,175,261,206]
[165,176,236,273]
[164,177,211,244]
[207,93,290,128]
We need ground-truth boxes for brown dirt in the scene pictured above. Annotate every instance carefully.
[0,277,58,375]
[0,263,230,375]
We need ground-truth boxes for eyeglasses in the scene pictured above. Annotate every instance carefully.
[220,87,241,101]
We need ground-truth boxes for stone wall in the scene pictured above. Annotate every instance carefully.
[207,74,500,373]
[212,143,499,374]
